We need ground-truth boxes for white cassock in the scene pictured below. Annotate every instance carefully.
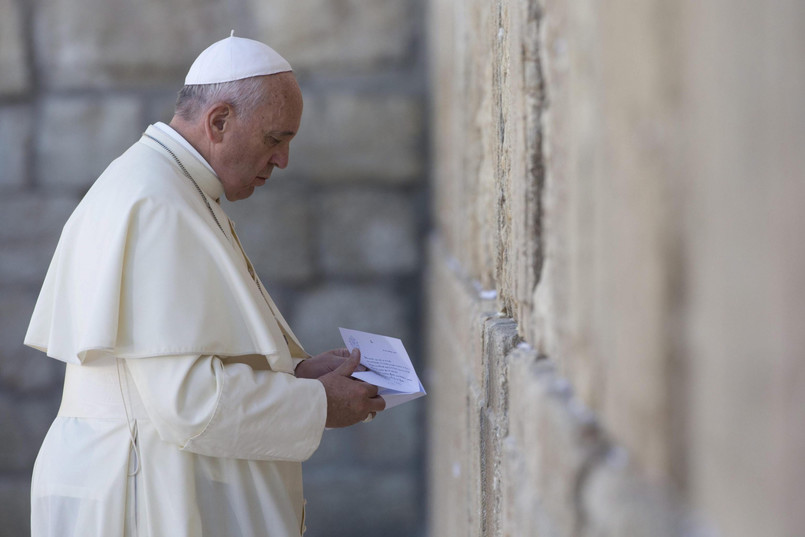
[25,123,327,537]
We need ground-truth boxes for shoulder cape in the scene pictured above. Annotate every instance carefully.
[25,126,304,372]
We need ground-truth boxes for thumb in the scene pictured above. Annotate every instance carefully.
[332,349,361,377]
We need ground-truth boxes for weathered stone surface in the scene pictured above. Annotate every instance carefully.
[483,317,518,411]
[291,283,410,354]
[248,0,415,72]
[319,189,419,277]
[0,291,64,391]
[681,2,805,536]
[0,478,31,536]
[479,318,518,536]
[426,238,498,537]
[0,0,29,95]
[303,467,420,537]
[0,193,78,285]
[37,96,142,190]
[496,0,543,341]
[431,0,805,535]
[0,105,33,189]
[428,0,498,287]
[582,452,683,537]
[291,93,423,184]
[34,0,231,88]
[502,350,606,537]
[224,183,314,284]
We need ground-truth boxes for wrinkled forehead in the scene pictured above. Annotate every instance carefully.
[251,74,303,133]
[262,72,303,107]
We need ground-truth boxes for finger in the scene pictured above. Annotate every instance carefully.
[369,395,386,412]
[332,351,361,377]
[362,382,379,397]
[332,348,350,357]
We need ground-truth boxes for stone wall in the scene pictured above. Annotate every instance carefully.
[427,0,805,536]
[0,0,427,535]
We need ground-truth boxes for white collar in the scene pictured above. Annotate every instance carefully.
[154,122,217,177]
[151,122,225,202]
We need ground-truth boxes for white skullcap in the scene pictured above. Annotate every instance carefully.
[184,31,292,85]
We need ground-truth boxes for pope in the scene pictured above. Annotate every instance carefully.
[24,33,385,536]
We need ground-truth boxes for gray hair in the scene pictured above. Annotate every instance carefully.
[174,77,267,121]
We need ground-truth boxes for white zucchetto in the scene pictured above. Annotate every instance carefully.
[184,31,292,85]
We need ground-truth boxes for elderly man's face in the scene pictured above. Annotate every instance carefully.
[216,73,303,201]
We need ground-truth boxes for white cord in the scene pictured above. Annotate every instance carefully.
[116,358,142,477]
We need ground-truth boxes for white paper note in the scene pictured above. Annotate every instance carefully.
[339,327,426,409]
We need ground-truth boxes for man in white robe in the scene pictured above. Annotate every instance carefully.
[24,34,385,536]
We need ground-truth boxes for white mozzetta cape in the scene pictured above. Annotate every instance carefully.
[26,125,302,370]
[25,125,327,536]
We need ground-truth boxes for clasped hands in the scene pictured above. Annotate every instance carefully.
[295,348,386,428]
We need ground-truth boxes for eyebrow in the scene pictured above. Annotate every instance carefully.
[264,130,296,139]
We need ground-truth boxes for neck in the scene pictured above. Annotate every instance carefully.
[168,116,213,165]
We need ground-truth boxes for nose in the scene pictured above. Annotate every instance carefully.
[270,147,290,169]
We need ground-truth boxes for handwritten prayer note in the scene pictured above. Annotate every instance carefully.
[339,328,427,409]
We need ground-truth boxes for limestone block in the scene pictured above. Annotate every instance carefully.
[34,0,231,88]
[469,0,502,291]
[319,189,419,277]
[0,105,33,188]
[0,0,29,95]
[292,92,423,184]
[495,0,543,339]
[529,0,606,416]
[582,452,683,537]
[0,193,78,285]
[0,478,31,536]
[589,0,682,484]
[247,0,415,72]
[0,392,60,472]
[502,350,606,537]
[37,96,142,191]
[0,291,65,391]
[483,317,518,412]
[479,318,518,536]
[429,0,499,287]
[302,467,420,537]
[427,0,458,264]
[426,239,498,537]
[680,1,805,534]
[224,183,314,284]
[291,283,409,355]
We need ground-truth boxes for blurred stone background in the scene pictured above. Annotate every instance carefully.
[0,0,428,535]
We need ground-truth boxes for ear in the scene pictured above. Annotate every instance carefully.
[204,103,233,143]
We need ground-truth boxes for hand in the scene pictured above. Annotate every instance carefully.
[317,349,386,428]
[295,348,367,379]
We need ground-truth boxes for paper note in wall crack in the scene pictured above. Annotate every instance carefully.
[339,327,427,409]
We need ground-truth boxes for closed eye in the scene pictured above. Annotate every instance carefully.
[263,130,297,147]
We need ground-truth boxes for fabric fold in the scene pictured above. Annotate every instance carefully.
[25,126,303,373]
